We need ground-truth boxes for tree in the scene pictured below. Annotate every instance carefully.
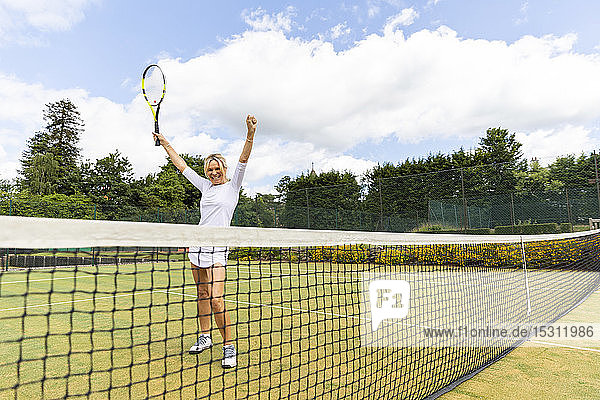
[474,127,525,195]
[362,153,462,230]
[28,153,60,195]
[514,159,562,195]
[0,178,18,194]
[233,192,279,227]
[19,99,84,195]
[548,154,596,188]
[276,169,361,229]
[134,154,205,209]
[80,150,134,202]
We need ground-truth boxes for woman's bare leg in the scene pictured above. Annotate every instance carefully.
[210,264,232,345]
[191,264,212,334]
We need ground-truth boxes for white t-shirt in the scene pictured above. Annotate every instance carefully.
[183,161,246,227]
[182,161,246,267]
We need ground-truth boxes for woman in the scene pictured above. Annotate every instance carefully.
[153,115,257,369]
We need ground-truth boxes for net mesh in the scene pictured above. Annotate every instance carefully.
[1,216,599,399]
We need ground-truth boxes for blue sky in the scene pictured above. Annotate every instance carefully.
[1,0,600,194]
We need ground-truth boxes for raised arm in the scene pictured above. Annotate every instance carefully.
[239,115,257,164]
[153,132,188,172]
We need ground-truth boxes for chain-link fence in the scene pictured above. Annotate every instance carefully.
[2,163,600,233]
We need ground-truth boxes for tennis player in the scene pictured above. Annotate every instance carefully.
[153,115,257,368]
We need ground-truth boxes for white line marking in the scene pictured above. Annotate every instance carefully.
[157,288,368,321]
[1,275,111,284]
[0,291,154,312]
[528,340,600,353]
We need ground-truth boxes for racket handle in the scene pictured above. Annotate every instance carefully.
[154,121,160,146]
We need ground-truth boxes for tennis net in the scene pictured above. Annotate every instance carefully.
[1,216,599,399]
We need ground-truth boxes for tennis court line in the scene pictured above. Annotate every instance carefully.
[528,340,600,353]
[233,269,362,283]
[0,290,154,312]
[156,288,368,321]
[1,274,112,284]
[3,286,597,353]
[233,264,362,276]
[160,287,437,330]
[233,267,590,290]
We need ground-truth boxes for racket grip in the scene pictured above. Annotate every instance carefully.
[154,121,160,146]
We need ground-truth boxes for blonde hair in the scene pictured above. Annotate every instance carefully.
[204,153,228,180]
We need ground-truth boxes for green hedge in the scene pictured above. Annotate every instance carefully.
[415,226,493,235]
[494,223,561,235]
[559,223,573,233]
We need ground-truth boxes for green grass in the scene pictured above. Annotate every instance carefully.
[0,261,597,399]
[0,261,387,399]
[441,291,600,400]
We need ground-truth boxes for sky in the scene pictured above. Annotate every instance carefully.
[1,0,600,195]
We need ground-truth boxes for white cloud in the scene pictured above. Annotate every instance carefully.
[242,6,296,33]
[317,155,377,177]
[383,8,419,35]
[515,1,529,25]
[3,22,600,192]
[0,0,97,45]
[330,22,351,40]
[517,125,600,164]
[367,3,380,18]
[368,0,406,18]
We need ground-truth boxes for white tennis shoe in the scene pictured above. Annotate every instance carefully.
[189,334,212,354]
[222,344,236,368]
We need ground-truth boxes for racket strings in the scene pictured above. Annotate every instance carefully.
[143,66,165,105]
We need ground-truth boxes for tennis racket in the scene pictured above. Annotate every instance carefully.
[141,64,166,146]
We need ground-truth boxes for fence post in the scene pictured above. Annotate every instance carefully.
[9,198,12,216]
[565,187,573,231]
[305,188,310,229]
[453,204,458,227]
[378,179,384,231]
[460,168,468,230]
[594,151,600,216]
[510,193,516,233]
[359,209,362,230]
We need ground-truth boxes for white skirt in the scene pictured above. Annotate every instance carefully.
[188,246,229,268]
